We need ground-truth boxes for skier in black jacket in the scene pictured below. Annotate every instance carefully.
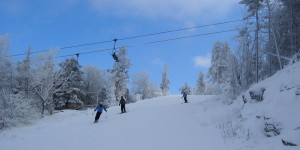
[119,96,126,113]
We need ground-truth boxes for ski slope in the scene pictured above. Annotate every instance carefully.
[1,59,300,150]
[0,95,235,150]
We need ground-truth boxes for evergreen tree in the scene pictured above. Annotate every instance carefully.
[53,58,84,109]
[195,72,206,95]
[207,41,237,95]
[207,41,231,84]
[111,46,131,105]
[160,64,170,95]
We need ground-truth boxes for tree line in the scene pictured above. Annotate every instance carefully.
[0,37,170,129]
[198,0,300,98]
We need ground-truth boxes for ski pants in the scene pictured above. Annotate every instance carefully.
[121,104,126,113]
[184,97,188,103]
[95,112,102,121]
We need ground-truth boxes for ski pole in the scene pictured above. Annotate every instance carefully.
[105,111,107,118]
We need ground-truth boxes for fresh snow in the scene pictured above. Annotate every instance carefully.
[1,62,300,150]
[0,95,227,150]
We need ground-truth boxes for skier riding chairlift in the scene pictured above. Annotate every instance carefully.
[112,38,119,62]
[112,52,119,62]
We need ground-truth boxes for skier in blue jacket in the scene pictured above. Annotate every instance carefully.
[182,92,188,103]
[94,102,107,123]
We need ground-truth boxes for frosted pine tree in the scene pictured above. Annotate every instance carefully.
[195,72,206,95]
[207,41,229,84]
[160,64,170,95]
[53,58,84,109]
[111,46,131,105]
[207,41,233,94]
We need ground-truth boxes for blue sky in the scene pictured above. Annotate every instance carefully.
[0,0,243,94]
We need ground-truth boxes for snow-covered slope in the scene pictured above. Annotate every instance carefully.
[0,62,299,150]
[0,95,229,150]
[231,61,300,149]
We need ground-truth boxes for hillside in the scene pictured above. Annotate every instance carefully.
[0,62,299,150]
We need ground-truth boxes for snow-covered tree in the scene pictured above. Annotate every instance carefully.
[240,0,263,83]
[195,72,206,95]
[235,20,256,90]
[0,35,38,129]
[160,64,170,95]
[179,82,192,95]
[131,72,159,100]
[106,72,116,106]
[82,65,106,105]
[16,47,32,96]
[0,89,38,129]
[223,52,241,97]
[207,41,239,96]
[53,58,84,109]
[0,35,13,92]
[207,41,231,84]
[111,46,131,104]
[29,51,57,116]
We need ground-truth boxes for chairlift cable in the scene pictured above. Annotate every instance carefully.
[55,29,238,59]
[8,19,244,57]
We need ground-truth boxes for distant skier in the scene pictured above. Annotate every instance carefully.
[94,102,107,123]
[182,92,188,103]
[119,96,126,113]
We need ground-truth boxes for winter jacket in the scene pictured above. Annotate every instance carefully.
[182,92,187,98]
[119,98,126,105]
[94,105,107,113]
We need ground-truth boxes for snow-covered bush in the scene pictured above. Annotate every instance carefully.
[213,117,241,140]
[0,90,38,130]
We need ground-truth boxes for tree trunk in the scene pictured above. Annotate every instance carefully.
[255,10,259,83]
